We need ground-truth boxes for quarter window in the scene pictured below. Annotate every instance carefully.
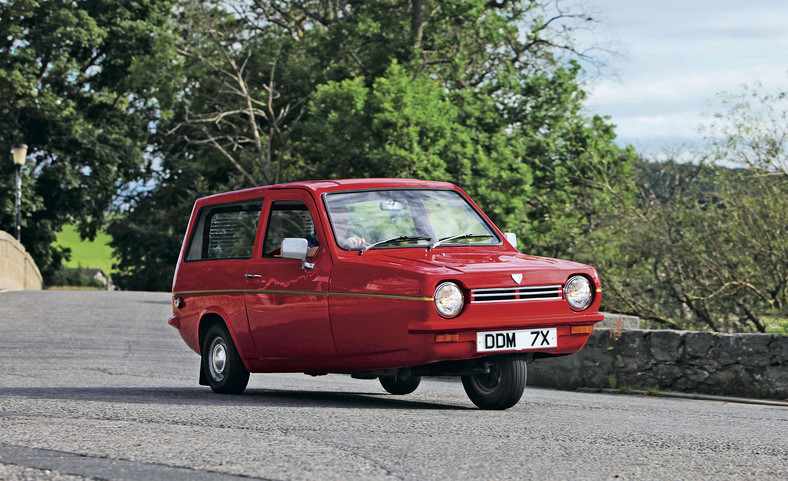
[185,200,263,261]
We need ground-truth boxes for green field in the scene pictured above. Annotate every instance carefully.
[55,225,117,274]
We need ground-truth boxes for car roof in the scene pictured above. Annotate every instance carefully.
[195,178,460,205]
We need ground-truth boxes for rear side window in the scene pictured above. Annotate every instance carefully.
[186,200,263,261]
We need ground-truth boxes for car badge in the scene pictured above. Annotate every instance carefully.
[511,273,523,285]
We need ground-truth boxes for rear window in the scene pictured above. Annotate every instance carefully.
[185,200,263,261]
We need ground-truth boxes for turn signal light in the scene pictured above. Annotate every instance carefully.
[435,333,460,343]
[570,325,593,335]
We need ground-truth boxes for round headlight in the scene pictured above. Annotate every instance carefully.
[564,276,593,311]
[434,282,464,318]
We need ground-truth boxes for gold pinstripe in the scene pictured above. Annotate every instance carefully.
[172,289,432,302]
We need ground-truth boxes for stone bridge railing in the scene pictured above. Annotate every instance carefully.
[0,230,42,290]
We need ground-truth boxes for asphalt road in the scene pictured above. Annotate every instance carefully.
[0,290,786,481]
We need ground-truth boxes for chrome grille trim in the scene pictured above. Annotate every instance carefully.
[470,285,563,303]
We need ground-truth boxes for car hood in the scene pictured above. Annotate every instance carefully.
[377,249,594,287]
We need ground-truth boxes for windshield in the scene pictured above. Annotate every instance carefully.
[324,189,500,251]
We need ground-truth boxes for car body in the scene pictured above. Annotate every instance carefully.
[170,178,603,409]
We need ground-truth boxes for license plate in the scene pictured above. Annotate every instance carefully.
[476,328,558,353]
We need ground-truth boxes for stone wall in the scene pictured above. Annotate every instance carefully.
[529,329,788,400]
[0,230,42,290]
[597,312,640,330]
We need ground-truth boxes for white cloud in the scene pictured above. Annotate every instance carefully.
[582,0,788,151]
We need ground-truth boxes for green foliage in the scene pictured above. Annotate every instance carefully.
[301,62,473,181]
[497,64,636,260]
[0,0,176,281]
[607,374,617,389]
[19,0,781,336]
[598,83,788,333]
[301,61,634,264]
[598,156,788,332]
[106,0,630,291]
[107,171,209,292]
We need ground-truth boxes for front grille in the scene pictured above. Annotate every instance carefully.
[470,285,562,303]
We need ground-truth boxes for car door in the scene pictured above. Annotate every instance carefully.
[174,198,264,358]
[244,191,337,359]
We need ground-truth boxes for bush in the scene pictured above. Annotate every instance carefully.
[48,266,103,288]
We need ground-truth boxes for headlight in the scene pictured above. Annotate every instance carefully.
[564,276,593,311]
[434,282,464,318]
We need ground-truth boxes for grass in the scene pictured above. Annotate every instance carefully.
[763,316,788,334]
[55,225,117,274]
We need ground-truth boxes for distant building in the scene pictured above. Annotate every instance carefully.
[67,267,113,289]
[84,268,108,286]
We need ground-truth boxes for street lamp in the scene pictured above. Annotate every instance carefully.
[11,144,27,242]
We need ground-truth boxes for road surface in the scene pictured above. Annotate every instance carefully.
[0,290,785,480]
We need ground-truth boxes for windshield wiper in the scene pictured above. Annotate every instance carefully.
[427,233,494,251]
[359,235,433,255]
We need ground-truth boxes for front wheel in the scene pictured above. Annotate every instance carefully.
[202,323,249,394]
[379,369,421,395]
[461,355,527,410]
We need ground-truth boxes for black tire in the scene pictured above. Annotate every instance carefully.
[461,355,527,410]
[202,323,250,394]
[379,369,422,395]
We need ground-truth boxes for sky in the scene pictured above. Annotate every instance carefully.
[580,0,788,156]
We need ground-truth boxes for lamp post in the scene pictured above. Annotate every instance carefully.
[11,144,27,242]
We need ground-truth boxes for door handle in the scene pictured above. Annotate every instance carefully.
[245,273,262,278]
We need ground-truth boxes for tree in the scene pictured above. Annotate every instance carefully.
[165,1,316,187]
[597,85,788,332]
[156,0,615,189]
[703,85,788,329]
[302,61,635,262]
[110,0,631,290]
[592,160,713,330]
[0,0,176,280]
[301,62,475,181]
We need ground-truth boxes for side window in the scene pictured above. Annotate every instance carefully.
[263,201,319,257]
[185,200,263,261]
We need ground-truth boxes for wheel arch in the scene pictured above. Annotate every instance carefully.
[197,307,256,372]
[198,312,226,356]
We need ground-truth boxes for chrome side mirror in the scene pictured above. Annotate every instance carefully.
[281,238,314,269]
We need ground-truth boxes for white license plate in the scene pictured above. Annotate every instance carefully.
[476,328,558,352]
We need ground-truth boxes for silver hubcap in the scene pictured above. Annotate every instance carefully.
[209,338,227,381]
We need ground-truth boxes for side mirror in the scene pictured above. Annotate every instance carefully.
[281,238,314,269]
[282,238,308,260]
[504,232,518,250]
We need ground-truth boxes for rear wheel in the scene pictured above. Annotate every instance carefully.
[202,323,249,394]
[379,369,421,395]
[461,355,527,410]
